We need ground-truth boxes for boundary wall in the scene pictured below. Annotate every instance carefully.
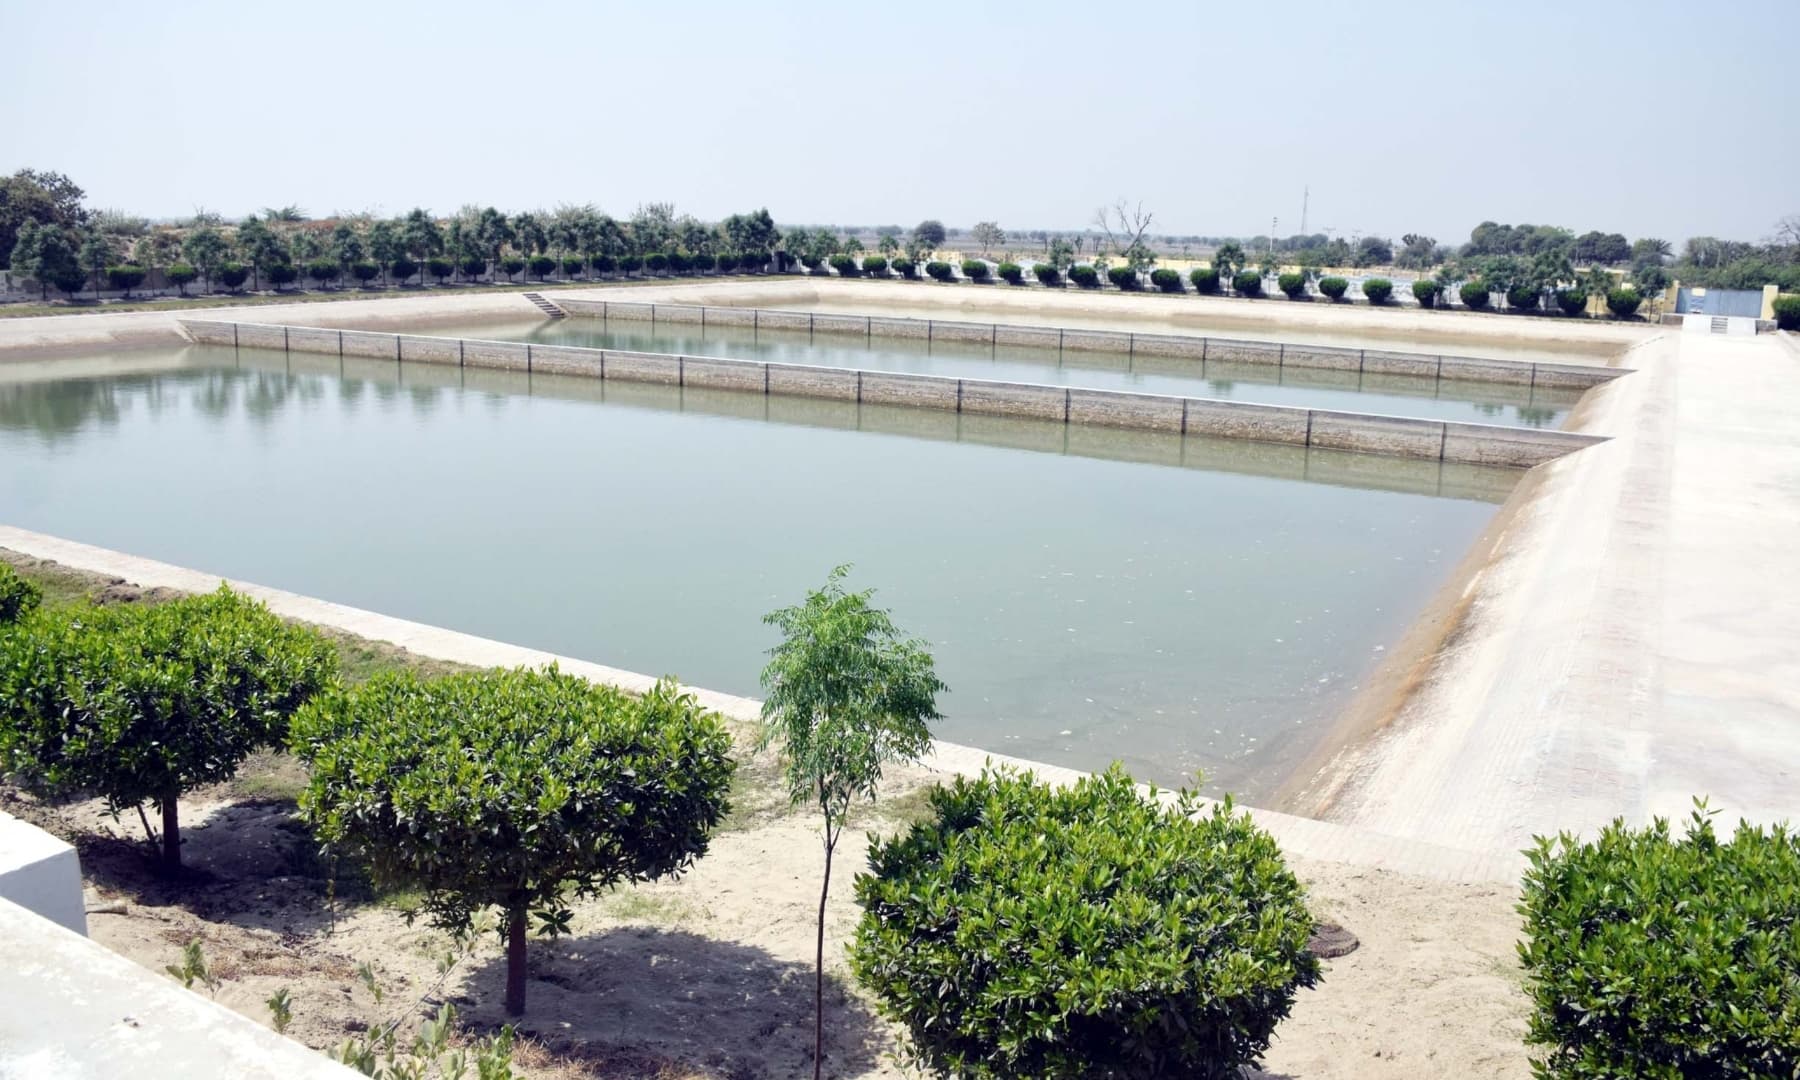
[551,297,1625,390]
[178,319,1606,468]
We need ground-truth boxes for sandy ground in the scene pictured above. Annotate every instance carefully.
[12,775,1530,1080]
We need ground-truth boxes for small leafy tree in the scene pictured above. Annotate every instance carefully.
[852,766,1319,1079]
[218,264,250,292]
[1151,268,1183,292]
[165,263,199,296]
[592,253,618,276]
[1188,267,1220,294]
[924,260,954,282]
[1318,275,1349,300]
[1461,280,1491,310]
[829,253,858,277]
[1212,241,1246,281]
[105,265,147,298]
[389,257,419,285]
[560,255,586,278]
[1233,270,1264,297]
[1605,286,1642,317]
[996,261,1024,284]
[1555,289,1588,316]
[1362,277,1394,304]
[498,256,525,282]
[0,563,41,624]
[458,255,487,281]
[1773,294,1800,330]
[759,567,945,1080]
[1519,804,1800,1079]
[1412,278,1442,308]
[1277,271,1307,299]
[351,262,381,287]
[960,258,989,282]
[1107,265,1139,290]
[266,262,299,290]
[1068,264,1100,288]
[861,255,888,276]
[0,587,337,870]
[890,256,916,279]
[1508,284,1541,312]
[307,260,340,289]
[528,254,556,281]
[645,252,669,274]
[293,668,734,1017]
[1033,263,1060,286]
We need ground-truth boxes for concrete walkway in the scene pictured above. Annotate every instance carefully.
[1310,328,1800,851]
[0,526,1527,886]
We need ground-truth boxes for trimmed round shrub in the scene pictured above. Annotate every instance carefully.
[690,253,718,272]
[217,263,250,291]
[1277,271,1307,299]
[307,259,341,287]
[1068,264,1099,289]
[1188,267,1220,294]
[1519,807,1800,1079]
[0,587,337,869]
[1032,263,1059,286]
[891,256,916,279]
[1233,270,1264,297]
[1508,285,1541,312]
[351,261,381,285]
[851,767,1319,1079]
[1774,294,1800,330]
[1412,279,1441,308]
[862,255,888,276]
[925,260,954,282]
[293,670,734,1016]
[561,256,586,276]
[665,252,690,273]
[1362,277,1394,304]
[645,252,669,274]
[268,262,300,288]
[961,258,990,282]
[737,251,764,271]
[165,263,199,294]
[1605,287,1642,318]
[618,254,642,273]
[0,562,41,624]
[1151,267,1183,293]
[389,257,419,283]
[592,254,618,275]
[105,265,147,296]
[829,253,858,276]
[1317,276,1349,300]
[498,256,527,281]
[997,261,1024,285]
[1555,289,1588,316]
[1107,266,1139,290]
[1460,281,1491,310]
[458,255,487,279]
[526,255,554,279]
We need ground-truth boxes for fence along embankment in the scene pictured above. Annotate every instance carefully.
[551,298,1626,391]
[177,319,1608,468]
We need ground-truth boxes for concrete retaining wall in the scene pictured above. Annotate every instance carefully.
[551,297,1626,390]
[175,319,1606,467]
[0,811,85,938]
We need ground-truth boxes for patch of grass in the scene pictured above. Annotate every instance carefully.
[600,890,707,926]
[315,626,472,686]
[0,552,112,608]
[718,749,798,833]
[228,750,309,805]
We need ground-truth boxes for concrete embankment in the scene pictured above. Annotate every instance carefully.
[177,318,1608,468]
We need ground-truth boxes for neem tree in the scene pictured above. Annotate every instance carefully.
[0,586,337,870]
[759,566,946,1080]
[291,668,735,1016]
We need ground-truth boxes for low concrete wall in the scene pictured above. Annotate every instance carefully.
[0,811,85,938]
[176,319,1607,467]
[552,297,1624,390]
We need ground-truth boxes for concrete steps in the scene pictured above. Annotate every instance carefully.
[522,292,564,318]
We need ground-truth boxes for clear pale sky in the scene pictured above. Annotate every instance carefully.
[7,0,1795,245]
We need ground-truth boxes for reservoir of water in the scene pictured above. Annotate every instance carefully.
[416,316,1580,429]
[0,343,1518,799]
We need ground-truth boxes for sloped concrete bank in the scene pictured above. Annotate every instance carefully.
[177,319,1606,468]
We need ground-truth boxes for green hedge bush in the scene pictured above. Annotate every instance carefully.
[528,255,556,279]
[618,254,642,273]
[1555,289,1588,316]
[1460,281,1491,310]
[1233,270,1263,297]
[851,767,1319,1079]
[961,258,990,282]
[1362,277,1394,304]
[499,256,526,281]
[645,253,669,273]
[1508,285,1541,311]
[218,264,249,291]
[307,260,340,287]
[166,263,199,295]
[105,265,147,296]
[1033,263,1059,286]
[1151,267,1183,293]
[1518,805,1800,1079]
[1774,294,1800,330]
[1318,276,1349,300]
[997,261,1024,284]
[666,252,691,273]
[592,254,618,274]
[0,587,337,869]
[1068,264,1099,288]
[829,254,858,276]
[1189,267,1220,294]
[737,251,764,271]
[925,260,954,282]
[389,257,419,283]
[1412,279,1441,308]
[862,255,888,276]
[561,256,586,276]
[351,261,381,285]
[268,262,301,288]
[1606,287,1642,317]
[1277,271,1307,299]
[0,563,41,624]
[891,256,916,279]
[1107,266,1139,290]
[458,256,486,279]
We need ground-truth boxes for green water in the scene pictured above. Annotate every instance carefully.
[0,343,1516,798]
[428,316,1579,429]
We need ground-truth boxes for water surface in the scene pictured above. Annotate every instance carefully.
[0,344,1516,798]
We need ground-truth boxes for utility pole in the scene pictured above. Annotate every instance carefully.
[1271,217,1278,260]
[1300,185,1309,236]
